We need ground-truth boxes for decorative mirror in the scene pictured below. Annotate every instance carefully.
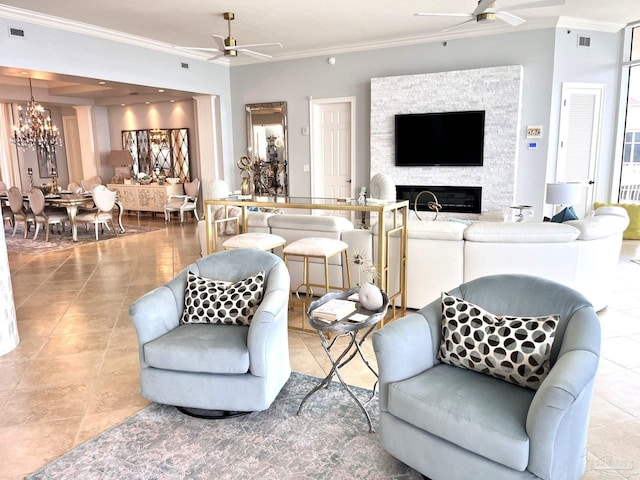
[122,128,190,182]
[246,102,288,196]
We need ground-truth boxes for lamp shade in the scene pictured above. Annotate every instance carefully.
[108,150,134,166]
[545,182,582,205]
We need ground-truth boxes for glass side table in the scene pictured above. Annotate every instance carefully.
[296,287,389,433]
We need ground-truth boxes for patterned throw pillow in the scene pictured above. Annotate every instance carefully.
[181,271,265,325]
[438,293,559,390]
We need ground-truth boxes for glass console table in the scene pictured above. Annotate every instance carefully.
[204,195,408,318]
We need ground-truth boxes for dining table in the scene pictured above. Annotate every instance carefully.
[1,191,126,242]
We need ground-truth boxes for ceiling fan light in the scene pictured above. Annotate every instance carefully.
[477,12,496,23]
[224,50,238,57]
[224,37,236,49]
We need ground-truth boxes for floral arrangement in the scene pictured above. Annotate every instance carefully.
[351,248,379,286]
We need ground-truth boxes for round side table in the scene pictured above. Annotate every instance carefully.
[296,287,389,433]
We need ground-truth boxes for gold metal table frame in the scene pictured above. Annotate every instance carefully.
[204,196,408,321]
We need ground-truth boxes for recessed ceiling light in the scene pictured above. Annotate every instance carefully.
[145,101,150,105]
[120,103,126,106]
[170,99,176,103]
[20,71,28,75]
[98,81,106,85]
[158,89,164,93]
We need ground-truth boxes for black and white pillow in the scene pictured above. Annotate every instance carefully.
[438,293,559,390]
[181,270,265,326]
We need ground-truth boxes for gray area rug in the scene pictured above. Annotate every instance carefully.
[3,224,161,255]
[26,372,422,479]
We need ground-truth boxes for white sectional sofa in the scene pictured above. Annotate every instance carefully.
[198,206,629,312]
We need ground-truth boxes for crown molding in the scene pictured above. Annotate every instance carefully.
[0,5,626,69]
[556,16,625,33]
[0,5,228,65]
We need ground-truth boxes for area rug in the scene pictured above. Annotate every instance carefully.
[26,372,422,480]
[3,224,162,255]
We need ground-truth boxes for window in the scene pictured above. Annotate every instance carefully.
[619,26,640,203]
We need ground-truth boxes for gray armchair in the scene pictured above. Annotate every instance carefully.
[129,249,291,415]
[373,274,600,480]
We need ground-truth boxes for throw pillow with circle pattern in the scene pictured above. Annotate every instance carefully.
[180,271,231,324]
[438,293,559,390]
[181,270,266,326]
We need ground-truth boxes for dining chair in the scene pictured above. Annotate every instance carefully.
[28,187,69,241]
[75,185,118,240]
[164,178,200,224]
[0,180,7,194]
[67,182,83,194]
[81,175,103,193]
[7,186,34,238]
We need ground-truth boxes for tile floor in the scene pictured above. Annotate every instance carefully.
[0,216,638,479]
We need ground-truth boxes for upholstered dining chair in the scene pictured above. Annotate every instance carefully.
[66,182,83,194]
[81,175,102,193]
[129,248,291,416]
[28,187,69,241]
[7,186,34,238]
[373,274,600,480]
[75,185,118,240]
[164,178,200,224]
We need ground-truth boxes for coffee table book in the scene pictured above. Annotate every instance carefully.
[311,299,357,322]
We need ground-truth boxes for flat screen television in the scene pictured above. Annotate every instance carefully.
[395,110,485,167]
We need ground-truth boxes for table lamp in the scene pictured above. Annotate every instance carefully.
[109,150,134,179]
[545,182,582,222]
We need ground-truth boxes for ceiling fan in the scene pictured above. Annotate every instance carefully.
[414,0,565,32]
[179,12,282,60]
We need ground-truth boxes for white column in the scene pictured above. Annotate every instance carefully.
[193,95,224,200]
[73,106,100,180]
[0,103,22,189]
[0,224,19,356]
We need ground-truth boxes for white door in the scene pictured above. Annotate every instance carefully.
[556,83,604,217]
[310,98,355,218]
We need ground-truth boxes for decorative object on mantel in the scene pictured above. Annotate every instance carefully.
[369,173,396,202]
[351,249,383,310]
[237,155,253,195]
[10,78,62,153]
[414,190,441,221]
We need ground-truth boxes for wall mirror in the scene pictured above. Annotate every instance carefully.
[246,102,288,196]
[122,128,190,182]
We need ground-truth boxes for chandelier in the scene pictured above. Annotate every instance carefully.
[11,78,62,153]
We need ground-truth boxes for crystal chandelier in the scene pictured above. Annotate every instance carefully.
[11,78,62,153]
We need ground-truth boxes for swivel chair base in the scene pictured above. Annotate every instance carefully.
[176,406,252,419]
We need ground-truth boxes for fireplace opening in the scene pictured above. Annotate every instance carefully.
[396,185,482,214]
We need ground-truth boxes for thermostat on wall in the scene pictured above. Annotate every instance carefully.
[527,125,542,139]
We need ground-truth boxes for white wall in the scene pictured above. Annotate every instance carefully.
[231,27,623,219]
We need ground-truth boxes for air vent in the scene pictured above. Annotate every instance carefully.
[9,27,25,38]
[577,36,591,48]
[181,62,189,69]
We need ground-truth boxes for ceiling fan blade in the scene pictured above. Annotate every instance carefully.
[211,34,227,50]
[233,42,283,50]
[179,46,222,52]
[495,11,527,26]
[472,0,497,17]
[238,49,272,59]
[414,12,472,18]
[502,0,565,12]
[440,18,477,33]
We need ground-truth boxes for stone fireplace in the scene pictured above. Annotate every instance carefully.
[370,65,523,216]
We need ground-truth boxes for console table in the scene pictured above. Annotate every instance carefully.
[107,183,183,215]
[204,196,408,318]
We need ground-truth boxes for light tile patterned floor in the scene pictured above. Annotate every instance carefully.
[0,216,638,479]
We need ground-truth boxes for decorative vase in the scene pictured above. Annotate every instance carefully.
[358,282,384,310]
